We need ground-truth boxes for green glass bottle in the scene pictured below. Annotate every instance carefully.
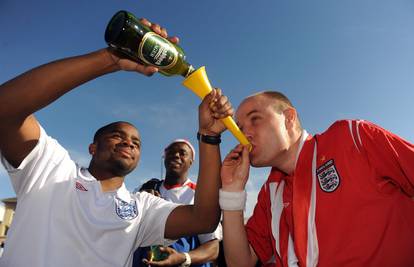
[149,245,169,261]
[105,10,195,77]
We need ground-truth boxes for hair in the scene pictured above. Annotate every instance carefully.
[254,91,302,130]
[256,91,294,113]
[93,121,135,142]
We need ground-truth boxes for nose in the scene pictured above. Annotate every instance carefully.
[121,139,135,149]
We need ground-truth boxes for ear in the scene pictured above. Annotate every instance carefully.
[283,107,297,131]
[89,143,96,156]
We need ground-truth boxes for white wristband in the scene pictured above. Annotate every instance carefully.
[219,189,247,211]
[179,252,191,267]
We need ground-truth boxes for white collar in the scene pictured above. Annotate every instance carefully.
[78,166,131,202]
[294,129,309,169]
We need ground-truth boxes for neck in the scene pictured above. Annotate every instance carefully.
[274,130,304,175]
[88,165,125,192]
[99,177,124,192]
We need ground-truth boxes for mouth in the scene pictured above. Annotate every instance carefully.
[167,161,181,168]
[115,148,133,159]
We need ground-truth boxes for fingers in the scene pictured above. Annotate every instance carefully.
[208,88,234,119]
[136,65,159,76]
[223,144,244,164]
[139,18,179,44]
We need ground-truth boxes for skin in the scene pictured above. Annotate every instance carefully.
[0,18,232,262]
[219,93,303,267]
[164,142,194,187]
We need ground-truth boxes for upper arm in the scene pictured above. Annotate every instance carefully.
[355,120,414,197]
[0,115,40,168]
[164,205,207,240]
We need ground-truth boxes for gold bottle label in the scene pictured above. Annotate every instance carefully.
[138,32,178,69]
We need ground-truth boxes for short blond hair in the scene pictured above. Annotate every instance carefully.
[252,91,302,130]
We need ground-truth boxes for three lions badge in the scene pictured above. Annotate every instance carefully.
[316,159,340,192]
[115,197,138,220]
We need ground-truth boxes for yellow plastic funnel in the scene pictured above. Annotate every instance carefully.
[182,66,251,149]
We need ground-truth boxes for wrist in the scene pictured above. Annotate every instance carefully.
[102,48,122,72]
[179,252,191,267]
[197,132,221,145]
[219,189,247,211]
[197,128,220,136]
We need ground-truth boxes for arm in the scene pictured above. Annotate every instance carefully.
[0,19,170,168]
[187,239,219,264]
[164,89,233,238]
[221,145,258,267]
[354,120,414,196]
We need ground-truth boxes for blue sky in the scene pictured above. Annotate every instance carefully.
[1,0,413,216]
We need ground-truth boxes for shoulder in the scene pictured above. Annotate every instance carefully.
[318,119,364,143]
[185,179,196,190]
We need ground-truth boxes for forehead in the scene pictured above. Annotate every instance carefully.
[106,123,140,138]
[165,142,192,153]
[236,95,270,120]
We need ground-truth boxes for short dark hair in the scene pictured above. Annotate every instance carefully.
[93,121,135,142]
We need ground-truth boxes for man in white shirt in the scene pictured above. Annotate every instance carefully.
[0,19,232,267]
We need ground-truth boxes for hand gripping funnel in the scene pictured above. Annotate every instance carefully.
[182,66,251,149]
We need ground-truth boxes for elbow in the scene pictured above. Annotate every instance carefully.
[201,216,220,234]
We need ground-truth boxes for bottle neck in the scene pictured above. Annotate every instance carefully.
[183,65,195,77]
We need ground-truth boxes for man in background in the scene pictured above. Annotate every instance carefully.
[134,139,221,267]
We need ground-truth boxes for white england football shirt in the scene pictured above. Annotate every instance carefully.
[0,127,178,267]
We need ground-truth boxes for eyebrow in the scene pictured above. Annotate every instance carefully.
[110,130,141,143]
[237,109,261,127]
[246,109,260,117]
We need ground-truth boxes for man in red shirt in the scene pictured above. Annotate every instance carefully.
[220,91,414,267]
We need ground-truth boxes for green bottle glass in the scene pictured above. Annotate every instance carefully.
[149,245,169,261]
[105,10,195,77]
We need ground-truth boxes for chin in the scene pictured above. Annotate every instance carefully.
[250,157,269,168]
[112,161,137,176]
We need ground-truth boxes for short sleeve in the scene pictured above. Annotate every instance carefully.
[0,126,73,197]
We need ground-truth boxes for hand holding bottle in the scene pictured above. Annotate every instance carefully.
[143,246,186,266]
[106,17,181,76]
[105,11,194,77]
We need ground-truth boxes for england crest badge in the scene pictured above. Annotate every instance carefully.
[115,197,138,220]
[316,159,340,193]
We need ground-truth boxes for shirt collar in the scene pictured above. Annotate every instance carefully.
[78,167,131,202]
[294,129,309,169]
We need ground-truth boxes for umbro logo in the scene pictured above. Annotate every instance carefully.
[75,181,88,191]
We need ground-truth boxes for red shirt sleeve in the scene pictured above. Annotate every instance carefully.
[356,120,414,197]
[245,182,275,264]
